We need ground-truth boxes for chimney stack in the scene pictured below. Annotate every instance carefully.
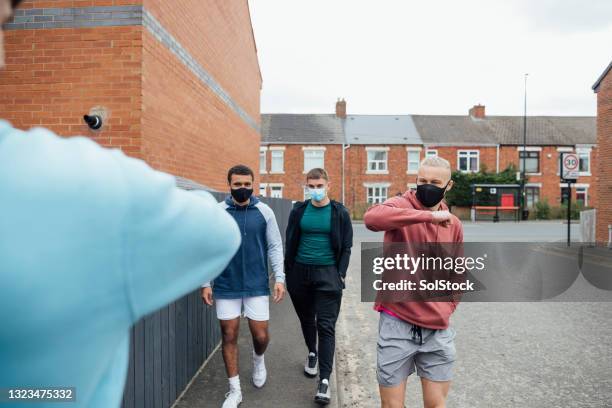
[469,104,485,119]
[335,98,346,118]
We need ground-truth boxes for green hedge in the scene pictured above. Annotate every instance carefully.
[532,199,589,220]
[445,164,520,207]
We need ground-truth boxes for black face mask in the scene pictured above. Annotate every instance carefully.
[416,181,449,208]
[231,187,253,203]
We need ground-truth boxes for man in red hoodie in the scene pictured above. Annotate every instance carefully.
[364,156,463,408]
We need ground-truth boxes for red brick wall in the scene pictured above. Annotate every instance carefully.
[260,145,342,201]
[345,145,422,214]
[144,0,261,121]
[142,0,261,191]
[429,146,497,173]
[596,71,612,243]
[0,0,261,191]
[260,141,599,216]
[498,145,597,208]
[0,25,143,156]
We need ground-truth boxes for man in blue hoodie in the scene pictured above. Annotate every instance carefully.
[0,1,241,407]
[202,165,285,408]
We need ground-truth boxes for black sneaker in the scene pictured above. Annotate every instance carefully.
[314,378,331,405]
[304,352,318,378]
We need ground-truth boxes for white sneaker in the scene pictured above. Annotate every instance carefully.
[221,389,242,408]
[304,352,318,377]
[252,352,267,388]
[314,378,331,405]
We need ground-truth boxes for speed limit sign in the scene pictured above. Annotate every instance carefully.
[561,152,579,180]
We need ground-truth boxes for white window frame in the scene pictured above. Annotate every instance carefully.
[575,186,588,206]
[270,147,285,174]
[524,185,540,208]
[366,147,389,174]
[407,183,417,191]
[302,147,325,173]
[259,146,267,174]
[259,183,268,197]
[364,182,390,204]
[518,150,541,175]
[457,150,479,173]
[406,147,421,174]
[577,148,591,176]
[269,183,284,198]
[425,149,438,158]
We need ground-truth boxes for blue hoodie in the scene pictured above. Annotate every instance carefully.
[203,195,285,299]
[0,121,241,408]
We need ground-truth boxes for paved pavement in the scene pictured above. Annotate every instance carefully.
[174,289,338,408]
[337,221,612,408]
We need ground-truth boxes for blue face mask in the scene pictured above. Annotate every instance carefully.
[308,188,326,202]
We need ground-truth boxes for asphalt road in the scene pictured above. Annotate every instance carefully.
[336,221,612,408]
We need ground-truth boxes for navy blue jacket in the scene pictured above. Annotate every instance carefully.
[203,195,284,299]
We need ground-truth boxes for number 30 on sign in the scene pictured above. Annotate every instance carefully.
[561,153,579,180]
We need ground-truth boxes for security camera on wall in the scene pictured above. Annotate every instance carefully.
[83,106,108,131]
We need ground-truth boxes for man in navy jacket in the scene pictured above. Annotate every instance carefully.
[202,165,285,408]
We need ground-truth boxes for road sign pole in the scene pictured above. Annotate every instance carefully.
[567,179,571,247]
[560,152,579,246]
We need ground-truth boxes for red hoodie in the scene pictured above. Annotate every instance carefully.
[363,190,463,329]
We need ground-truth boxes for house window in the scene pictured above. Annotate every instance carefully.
[407,150,420,174]
[271,150,284,173]
[259,148,267,173]
[425,149,438,158]
[576,187,588,206]
[270,185,283,198]
[304,149,324,172]
[560,187,570,205]
[259,184,267,197]
[367,186,388,204]
[525,186,540,208]
[519,151,540,174]
[367,150,388,172]
[457,150,479,172]
[578,150,590,174]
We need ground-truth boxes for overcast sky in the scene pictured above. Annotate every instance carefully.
[249,0,612,116]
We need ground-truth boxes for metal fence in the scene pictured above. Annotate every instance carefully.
[120,184,293,408]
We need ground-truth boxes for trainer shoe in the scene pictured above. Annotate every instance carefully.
[252,351,267,388]
[314,378,331,405]
[221,389,242,408]
[304,352,318,377]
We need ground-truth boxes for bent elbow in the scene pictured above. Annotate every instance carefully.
[363,208,382,232]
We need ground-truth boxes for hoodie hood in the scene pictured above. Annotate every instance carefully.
[224,194,260,209]
[403,190,449,211]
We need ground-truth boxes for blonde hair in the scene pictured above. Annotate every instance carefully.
[420,156,451,171]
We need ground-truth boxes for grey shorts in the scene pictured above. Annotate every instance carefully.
[377,312,456,386]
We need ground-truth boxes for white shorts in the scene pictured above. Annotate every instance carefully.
[215,296,269,321]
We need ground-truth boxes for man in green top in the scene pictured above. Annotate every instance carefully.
[285,168,353,405]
